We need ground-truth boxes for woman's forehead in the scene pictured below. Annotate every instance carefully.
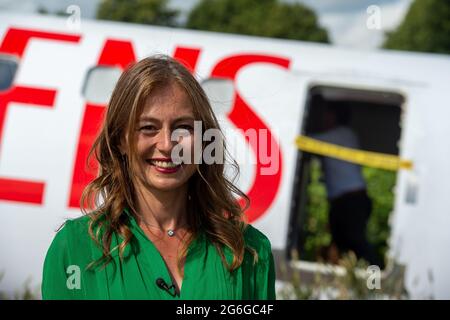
[139,83,194,120]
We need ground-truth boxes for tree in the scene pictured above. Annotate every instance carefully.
[383,0,450,54]
[187,0,329,43]
[96,0,179,27]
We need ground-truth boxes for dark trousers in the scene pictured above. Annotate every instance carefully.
[329,190,384,268]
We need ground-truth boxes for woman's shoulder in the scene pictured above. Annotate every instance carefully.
[60,215,91,236]
[42,215,101,299]
[243,224,271,245]
[47,215,93,252]
[243,224,273,260]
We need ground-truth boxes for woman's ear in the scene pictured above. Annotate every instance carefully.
[119,135,127,156]
[119,145,125,156]
[119,126,133,157]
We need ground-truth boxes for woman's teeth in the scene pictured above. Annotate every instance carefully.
[151,160,180,168]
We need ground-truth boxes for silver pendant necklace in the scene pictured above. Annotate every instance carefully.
[142,219,186,238]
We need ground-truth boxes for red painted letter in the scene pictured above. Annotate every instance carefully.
[68,39,136,208]
[0,28,80,204]
[211,54,290,222]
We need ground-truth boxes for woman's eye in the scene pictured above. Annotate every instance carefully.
[140,125,157,131]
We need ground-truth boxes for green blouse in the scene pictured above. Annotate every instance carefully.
[41,209,276,300]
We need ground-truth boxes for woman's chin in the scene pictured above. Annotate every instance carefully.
[141,163,195,192]
[145,177,186,192]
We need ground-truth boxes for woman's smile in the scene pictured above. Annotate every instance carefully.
[147,158,183,174]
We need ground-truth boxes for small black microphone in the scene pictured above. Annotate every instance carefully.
[156,278,178,297]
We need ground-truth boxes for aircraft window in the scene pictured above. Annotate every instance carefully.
[201,78,234,115]
[0,55,18,91]
[82,66,122,104]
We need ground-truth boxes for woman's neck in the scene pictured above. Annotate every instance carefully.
[135,184,189,231]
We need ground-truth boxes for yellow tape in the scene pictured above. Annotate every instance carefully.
[295,135,413,171]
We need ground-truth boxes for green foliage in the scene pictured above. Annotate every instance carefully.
[303,158,396,265]
[303,159,331,261]
[97,0,179,27]
[0,272,40,300]
[383,0,450,54]
[37,7,49,15]
[187,0,329,43]
[363,166,396,262]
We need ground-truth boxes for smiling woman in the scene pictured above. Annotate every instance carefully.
[41,55,276,300]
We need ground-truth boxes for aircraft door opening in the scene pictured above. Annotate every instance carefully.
[287,85,405,271]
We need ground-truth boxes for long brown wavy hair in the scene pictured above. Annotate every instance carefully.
[81,55,256,275]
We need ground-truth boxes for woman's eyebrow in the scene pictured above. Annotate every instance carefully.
[174,116,195,122]
[138,116,195,123]
[138,116,158,125]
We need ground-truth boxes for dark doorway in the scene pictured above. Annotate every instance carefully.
[287,85,405,269]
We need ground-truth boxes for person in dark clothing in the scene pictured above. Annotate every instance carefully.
[311,99,384,268]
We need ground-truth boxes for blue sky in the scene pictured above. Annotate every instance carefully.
[0,0,413,49]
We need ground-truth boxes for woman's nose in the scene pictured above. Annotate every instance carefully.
[156,127,174,153]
